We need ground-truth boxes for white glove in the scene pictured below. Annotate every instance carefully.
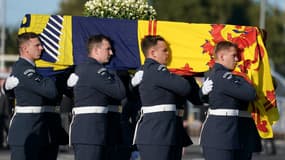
[130,151,140,160]
[202,78,213,95]
[5,76,19,90]
[131,70,143,87]
[67,73,79,87]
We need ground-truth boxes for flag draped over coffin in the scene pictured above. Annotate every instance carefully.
[18,14,279,138]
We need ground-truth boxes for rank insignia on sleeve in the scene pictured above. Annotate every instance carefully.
[23,69,35,78]
[23,69,42,82]
[97,67,113,80]
[97,68,107,76]
[157,65,167,71]
[223,72,232,79]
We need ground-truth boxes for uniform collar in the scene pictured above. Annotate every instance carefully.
[87,57,102,65]
[19,57,36,67]
[145,58,160,65]
[213,63,231,72]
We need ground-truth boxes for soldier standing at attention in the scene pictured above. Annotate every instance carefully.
[8,32,58,160]
[200,41,261,160]
[133,35,191,160]
[5,61,72,160]
[70,34,126,160]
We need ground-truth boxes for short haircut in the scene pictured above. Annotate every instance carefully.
[213,41,238,59]
[141,35,166,56]
[17,32,39,48]
[87,34,111,54]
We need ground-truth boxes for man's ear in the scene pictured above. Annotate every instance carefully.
[93,47,99,56]
[149,47,156,58]
[220,54,224,61]
[21,44,28,53]
[219,51,225,61]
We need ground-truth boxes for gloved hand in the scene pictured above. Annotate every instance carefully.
[67,73,79,87]
[131,70,143,87]
[130,151,140,160]
[5,76,19,90]
[202,77,213,95]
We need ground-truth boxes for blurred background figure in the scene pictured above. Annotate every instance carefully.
[58,95,73,152]
[0,68,13,149]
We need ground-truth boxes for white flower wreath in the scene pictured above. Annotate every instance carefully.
[84,0,157,20]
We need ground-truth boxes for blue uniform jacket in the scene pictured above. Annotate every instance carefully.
[71,57,126,145]
[8,58,58,146]
[176,76,203,147]
[175,97,193,147]
[43,69,74,145]
[200,63,261,152]
[106,98,123,146]
[135,58,191,145]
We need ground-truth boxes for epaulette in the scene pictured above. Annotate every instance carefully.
[157,64,167,71]
[222,72,232,79]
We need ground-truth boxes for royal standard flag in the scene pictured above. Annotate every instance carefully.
[19,14,279,138]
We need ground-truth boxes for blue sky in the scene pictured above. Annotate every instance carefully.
[4,0,285,28]
[268,0,285,10]
[6,0,61,27]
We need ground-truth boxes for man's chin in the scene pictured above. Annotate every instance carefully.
[35,56,41,60]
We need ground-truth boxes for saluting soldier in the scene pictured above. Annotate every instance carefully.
[8,32,58,160]
[200,41,261,160]
[133,35,191,160]
[70,34,126,160]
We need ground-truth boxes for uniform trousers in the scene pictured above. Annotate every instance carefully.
[73,144,106,160]
[10,144,58,160]
[203,147,252,160]
[137,145,178,160]
[175,146,183,160]
[106,144,132,160]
